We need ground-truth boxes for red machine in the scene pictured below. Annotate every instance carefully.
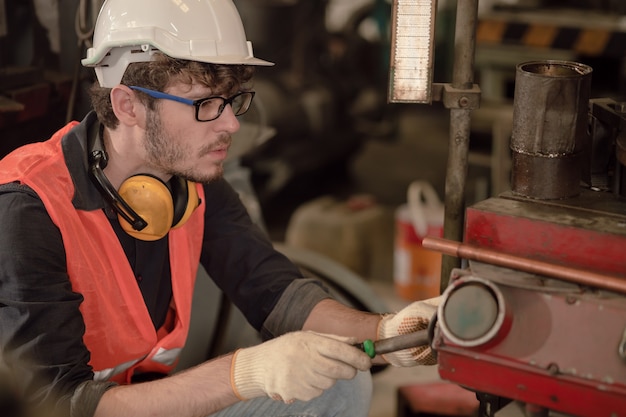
[425,62,626,417]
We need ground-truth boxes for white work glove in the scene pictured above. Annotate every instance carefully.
[231,331,372,403]
[378,295,441,367]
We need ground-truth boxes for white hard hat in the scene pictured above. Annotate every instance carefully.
[82,0,273,88]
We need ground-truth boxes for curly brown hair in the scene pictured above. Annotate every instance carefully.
[89,53,256,128]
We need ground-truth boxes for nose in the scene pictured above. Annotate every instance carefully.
[214,104,240,133]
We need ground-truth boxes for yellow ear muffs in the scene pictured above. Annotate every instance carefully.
[117,175,175,241]
[116,175,201,241]
[170,177,200,229]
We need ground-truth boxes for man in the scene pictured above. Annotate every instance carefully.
[0,0,440,416]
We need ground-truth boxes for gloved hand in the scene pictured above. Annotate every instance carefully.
[378,295,441,367]
[231,331,372,403]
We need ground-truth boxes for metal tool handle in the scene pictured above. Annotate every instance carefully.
[355,330,430,358]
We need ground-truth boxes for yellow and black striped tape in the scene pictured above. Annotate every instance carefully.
[477,19,626,58]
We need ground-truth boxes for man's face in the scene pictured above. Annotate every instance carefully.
[142,82,241,184]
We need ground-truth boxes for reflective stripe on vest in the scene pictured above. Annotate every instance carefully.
[94,358,142,382]
[93,346,183,381]
[153,347,183,366]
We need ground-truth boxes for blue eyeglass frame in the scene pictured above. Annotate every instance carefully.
[129,86,255,122]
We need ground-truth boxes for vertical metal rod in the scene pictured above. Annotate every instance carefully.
[441,0,479,293]
[451,0,478,90]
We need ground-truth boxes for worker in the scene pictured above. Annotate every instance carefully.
[0,0,440,416]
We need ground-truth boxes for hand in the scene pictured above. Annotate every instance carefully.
[378,296,441,366]
[231,331,372,403]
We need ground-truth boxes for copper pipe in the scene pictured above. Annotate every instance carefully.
[423,237,626,295]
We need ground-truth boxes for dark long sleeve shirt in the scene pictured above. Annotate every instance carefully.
[0,113,331,416]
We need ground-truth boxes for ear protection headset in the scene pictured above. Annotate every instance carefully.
[88,123,200,241]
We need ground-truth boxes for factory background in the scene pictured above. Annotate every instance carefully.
[1,1,625,416]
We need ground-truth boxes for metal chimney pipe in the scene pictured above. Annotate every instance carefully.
[510,60,593,199]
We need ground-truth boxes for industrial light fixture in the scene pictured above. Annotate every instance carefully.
[388,0,437,104]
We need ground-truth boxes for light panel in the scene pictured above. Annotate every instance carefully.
[388,0,437,103]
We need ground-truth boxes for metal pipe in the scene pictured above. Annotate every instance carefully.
[510,61,593,199]
[423,236,626,295]
[442,108,471,292]
[451,0,478,90]
[373,329,430,355]
[355,330,430,357]
[441,0,479,292]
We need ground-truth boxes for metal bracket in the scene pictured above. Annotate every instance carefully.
[432,83,482,110]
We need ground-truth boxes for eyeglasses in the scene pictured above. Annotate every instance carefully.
[129,86,255,122]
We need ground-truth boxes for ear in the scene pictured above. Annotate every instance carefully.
[110,85,146,127]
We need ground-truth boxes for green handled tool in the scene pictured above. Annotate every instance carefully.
[355,330,430,358]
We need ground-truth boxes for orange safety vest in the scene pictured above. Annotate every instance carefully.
[0,122,206,384]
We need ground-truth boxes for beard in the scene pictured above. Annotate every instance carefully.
[143,109,230,184]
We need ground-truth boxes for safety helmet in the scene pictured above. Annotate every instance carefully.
[82,0,273,88]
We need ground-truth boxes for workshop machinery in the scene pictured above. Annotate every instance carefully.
[384,0,626,415]
[423,61,626,417]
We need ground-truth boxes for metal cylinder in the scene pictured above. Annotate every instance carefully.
[438,276,509,348]
[511,60,593,199]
